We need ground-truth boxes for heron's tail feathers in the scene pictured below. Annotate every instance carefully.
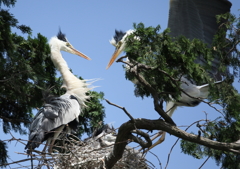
[25,130,45,153]
[198,80,223,98]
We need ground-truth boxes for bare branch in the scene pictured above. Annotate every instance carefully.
[0,158,36,167]
[104,118,240,169]
[165,119,207,169]
[105,99,135,122]
[199,156,211,169]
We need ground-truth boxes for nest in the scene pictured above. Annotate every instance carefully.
[52,135,153,169]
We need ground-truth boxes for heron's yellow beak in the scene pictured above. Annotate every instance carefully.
[106,48,123,69]
[70,47,91,60]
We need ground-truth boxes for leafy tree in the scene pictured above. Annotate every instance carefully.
[0,0,15,8]
[0,2,105,168]
[104,14,239,168]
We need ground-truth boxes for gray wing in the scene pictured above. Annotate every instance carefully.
[25,94,81,150]
[168,0,232,80]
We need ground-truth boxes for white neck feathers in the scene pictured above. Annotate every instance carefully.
[49,37,91,107]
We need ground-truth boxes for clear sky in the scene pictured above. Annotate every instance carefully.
[1,1,240,169]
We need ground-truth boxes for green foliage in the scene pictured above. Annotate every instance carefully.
[0,141,8,168]
[180,13,240,169]
[180,135,203,159]
[181,93,240,169]
[0,0,15,8]
[125,23,218,101]
[0,8,57,166]
[122,13,239,169]
[0,9,56,135]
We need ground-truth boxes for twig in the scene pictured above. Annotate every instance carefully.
[198,156,211,169]
[105,99,135,123]
[0,158,36,167]
[165,119,208,169]
[147,150,162,169]
[105,99,152,149]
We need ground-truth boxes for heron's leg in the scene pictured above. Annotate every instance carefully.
[143,132,166,154]
[42,138,52,153]
[138,131,164,151]
[62,125,71,152]
[48,125,65,153]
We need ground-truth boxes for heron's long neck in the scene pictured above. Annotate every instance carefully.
[50,48,90,106]
[50,49,75,87]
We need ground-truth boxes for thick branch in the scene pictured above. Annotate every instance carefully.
[104,118,240,169]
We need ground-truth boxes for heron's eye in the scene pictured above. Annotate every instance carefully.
[117,42,122,49]
[66,43,71,47]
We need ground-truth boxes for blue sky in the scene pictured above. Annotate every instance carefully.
[1,1,240,168]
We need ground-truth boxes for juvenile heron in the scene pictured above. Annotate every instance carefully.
[25,30,92,153]
[107,0,232,149]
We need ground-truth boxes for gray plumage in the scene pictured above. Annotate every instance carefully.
[25,94,80,151]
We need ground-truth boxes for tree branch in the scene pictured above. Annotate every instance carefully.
[130,130,152,149]
[104,118,240,169]
[105,99,135,122]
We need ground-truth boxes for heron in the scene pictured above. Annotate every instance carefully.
[25,30,92,153]
[107,0,232,150]
[54,124,150,168]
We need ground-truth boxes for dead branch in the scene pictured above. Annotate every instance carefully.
[105,99,135,123]
[199,156,211,169]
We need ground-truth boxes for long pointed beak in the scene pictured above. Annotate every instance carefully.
[70,47,91,60]
[106,49,122,69]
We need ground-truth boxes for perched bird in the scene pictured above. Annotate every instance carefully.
[107,0,231,149]
[54,124,151,169]
[25,30,92,153]
[107,29,135,69]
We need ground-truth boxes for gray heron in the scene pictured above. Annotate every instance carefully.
[107,0,232,150]
[25,30,92,153]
